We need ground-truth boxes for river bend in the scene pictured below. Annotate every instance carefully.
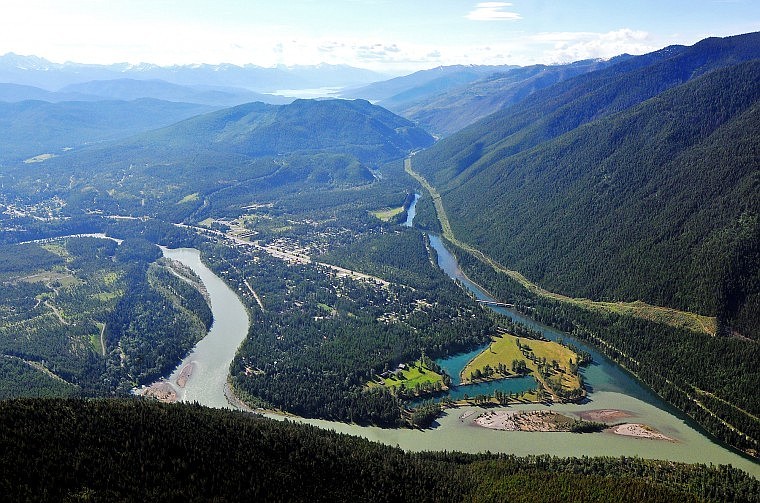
[158,225,759,477]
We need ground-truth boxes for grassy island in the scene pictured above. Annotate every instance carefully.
[460,333,585,402]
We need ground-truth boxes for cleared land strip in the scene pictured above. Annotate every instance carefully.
[98,322,106,356]
[243,280,266,311]
[175,223,391,289]
[405,157,716,335]
[44,300,69,326]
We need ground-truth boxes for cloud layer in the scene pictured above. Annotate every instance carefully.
[0,0,748,73]
[466,2,521,21]
[537,29,655,62]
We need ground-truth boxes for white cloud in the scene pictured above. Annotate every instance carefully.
[466,2,521,21]
[537,29,655,62]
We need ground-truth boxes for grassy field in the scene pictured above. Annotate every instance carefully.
[368,359,446,394]
[370,206,404,222]
[178,192,200,204]
[460,333,583,401]
[405,158,716,335]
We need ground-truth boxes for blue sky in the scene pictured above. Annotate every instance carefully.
[1,0,757,73]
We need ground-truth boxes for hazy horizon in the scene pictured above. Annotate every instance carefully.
[1,1,757,73]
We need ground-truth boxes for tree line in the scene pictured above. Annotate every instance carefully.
[1,398,757,502]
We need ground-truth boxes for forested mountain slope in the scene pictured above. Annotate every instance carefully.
[1,399,757,502]
[135,97,433,162]
[398,58,622,136]
[57,78,290,106]
[0,99,215,163]
[2,98,433,223]
[342,64,515,104]
[417,32,760,189]
[413,33,760,332]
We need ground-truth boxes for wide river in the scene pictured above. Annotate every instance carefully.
[160,203,759,477]
[161,247,250,409]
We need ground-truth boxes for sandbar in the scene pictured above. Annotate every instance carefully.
[612,423,675,441]
[474,410,575,432]
[176,363,194,388]
[578,409,633,422]
[140,381,177,403]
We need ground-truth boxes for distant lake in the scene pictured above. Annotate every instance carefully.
[271,87,343,99]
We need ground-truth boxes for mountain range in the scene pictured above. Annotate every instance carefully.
[0,31,758,467]
[0,52,386,92]
[0,99,217,163]
[4,98,433,222]
[413,31,760,338]
[344,60,632,136]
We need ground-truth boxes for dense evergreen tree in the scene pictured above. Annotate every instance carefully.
[1,398,757,502]
[414,37,760,323]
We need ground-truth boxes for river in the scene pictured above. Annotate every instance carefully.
[157,200,759,477]
[402,193,419,227]
[160,247,250,409]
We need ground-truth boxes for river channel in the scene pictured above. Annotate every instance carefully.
[161,247,250,409]
[159,199,759,477]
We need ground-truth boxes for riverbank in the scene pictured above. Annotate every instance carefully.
[474,409,580,432]
[139,380,177,402]
[405,157,715,335]
[146,244,760,479]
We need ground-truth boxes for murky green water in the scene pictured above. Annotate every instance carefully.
[424,234,758,477]
[161,247,250,409]
[429,234,658,401]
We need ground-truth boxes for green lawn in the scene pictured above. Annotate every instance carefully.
[177,192,200,204]
[369,206,404,222]
[368,360,445,394]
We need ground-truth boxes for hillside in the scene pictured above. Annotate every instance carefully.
[397,59,624,136]
[0,83,96,102]
[58,78,290,106]
[99,98,434,164]
[0,99,215,163]
[413,33,760,324]
[0,237,212,396]
[342,64,516,103]
[1,98,433,223]
[1,398,756,502]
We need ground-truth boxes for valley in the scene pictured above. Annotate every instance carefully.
[112,230,760,478]
[405,157,717,336]
[0,27,758,500]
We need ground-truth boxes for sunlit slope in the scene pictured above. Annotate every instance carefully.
[413,34,760,328]
[7,98,433,222]
[0,98,215,163]
[135,97,434,162]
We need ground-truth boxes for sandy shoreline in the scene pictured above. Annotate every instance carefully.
[176,363,194,388]
[139,380,178,403]
[612,423,675,441]
[472,408,675,441]
[474,410,575,432]
[578,409,633,422]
